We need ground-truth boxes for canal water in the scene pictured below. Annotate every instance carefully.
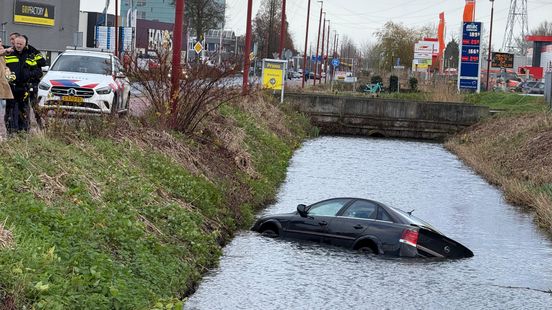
[184,136,552,309]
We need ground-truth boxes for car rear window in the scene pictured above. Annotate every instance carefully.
[341,200,377,219]
[51,55,112,75]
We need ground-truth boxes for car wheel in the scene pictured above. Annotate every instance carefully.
[357,246,375,255]
[260,228,278,238]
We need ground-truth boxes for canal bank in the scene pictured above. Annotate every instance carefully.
[445,111,552,233]
[0,95,314,309]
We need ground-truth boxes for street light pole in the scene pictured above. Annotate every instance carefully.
[279,0,287,59]
[302,0,312,88]
[320,13,326,84]
[486,0,495,91]
[115,0,119,57]
[242,0,253,95]
[325,20,330,83]
[314,1,323,86]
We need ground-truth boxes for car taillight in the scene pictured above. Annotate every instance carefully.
[400,229,419,247]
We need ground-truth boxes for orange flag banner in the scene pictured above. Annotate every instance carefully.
[438,12,445,71]
[438,12,445,55]
[463,0,476,22]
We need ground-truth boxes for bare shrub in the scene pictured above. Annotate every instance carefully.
[419,78,463,102]
[124,50,245,134]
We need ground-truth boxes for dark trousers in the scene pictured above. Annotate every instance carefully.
[4,91,30,134]
[29,87,43,128]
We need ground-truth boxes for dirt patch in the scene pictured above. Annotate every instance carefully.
[0,222,13,249]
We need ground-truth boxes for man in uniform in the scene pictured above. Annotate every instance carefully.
[22,35,47,128]
[4,35,42,133]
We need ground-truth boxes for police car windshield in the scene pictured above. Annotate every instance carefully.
[51,55,112,75]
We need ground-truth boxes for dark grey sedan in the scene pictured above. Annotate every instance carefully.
[252,198,473,259]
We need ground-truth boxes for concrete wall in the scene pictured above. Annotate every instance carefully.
[286,93,490,140]
[0,0,80,54]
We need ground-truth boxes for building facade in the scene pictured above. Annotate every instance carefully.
[0,0,80,63]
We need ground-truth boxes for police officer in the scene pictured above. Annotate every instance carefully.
[22,35,46,129]
[4,35,42,133]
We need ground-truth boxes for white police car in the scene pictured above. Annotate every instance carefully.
[38,49,130,115]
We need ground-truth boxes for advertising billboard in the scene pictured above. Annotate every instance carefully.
[13,0,55,26]
[262,59,286,103]
[491,52,514,68]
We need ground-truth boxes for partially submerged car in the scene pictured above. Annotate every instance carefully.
[252,197,474,259]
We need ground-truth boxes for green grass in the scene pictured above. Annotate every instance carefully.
[0,136,221,309]
[0,102,312,308]
[464,92,548,113]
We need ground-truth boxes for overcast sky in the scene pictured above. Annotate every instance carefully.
[82,0,552,52]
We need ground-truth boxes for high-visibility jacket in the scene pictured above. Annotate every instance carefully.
[25,44,46,84]
[4,48,41,92]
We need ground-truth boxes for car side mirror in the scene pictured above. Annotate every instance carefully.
[297,204,308,217]
[115,72,126,79]
[42,66,49,72]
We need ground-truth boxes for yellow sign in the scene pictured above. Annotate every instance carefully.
[14,1,55,26]
[262,60,285,90]
[194,41,203,54]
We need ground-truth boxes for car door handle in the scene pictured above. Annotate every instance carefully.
[319,221,328,226]
[353,224,364,229]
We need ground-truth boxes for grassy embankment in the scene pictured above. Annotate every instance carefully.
[445,92,552,232]
[0,94,313,309]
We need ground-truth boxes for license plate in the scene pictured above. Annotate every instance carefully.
[61,96,83,103]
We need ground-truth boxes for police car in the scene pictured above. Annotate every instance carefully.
[37,49,130,115]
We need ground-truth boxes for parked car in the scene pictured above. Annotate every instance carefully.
[252,197,474,259]
[38,49,131,115]
[523,81,545,94]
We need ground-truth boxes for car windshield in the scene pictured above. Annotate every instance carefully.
[51,55,112,75]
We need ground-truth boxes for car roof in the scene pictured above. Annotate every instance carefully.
[62,49,113,59]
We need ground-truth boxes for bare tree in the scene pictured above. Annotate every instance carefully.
[373,21,425,71]
[171,0,225,42]
[252,0,296,59]
[124,50,243,133]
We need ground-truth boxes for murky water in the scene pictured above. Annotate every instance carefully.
[185,136,552,309]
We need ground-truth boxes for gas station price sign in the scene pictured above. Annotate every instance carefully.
[458,22,482,92]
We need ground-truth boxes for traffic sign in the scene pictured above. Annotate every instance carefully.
[331,58,340,67]
[193,41,203,54]
[249,52,255,61]
[284,49,293,60]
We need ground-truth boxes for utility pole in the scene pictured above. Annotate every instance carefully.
[302,0,311,88]
[314,1,323,86]
[218,0,226,65]
[486,0,495,91]
[325,20,330,83]
[242,0,253,95]
[320,14,326,84]
[115,0,119,57]
[279,0,287,59]
[171,0,185,121]
[335,33,339,57]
